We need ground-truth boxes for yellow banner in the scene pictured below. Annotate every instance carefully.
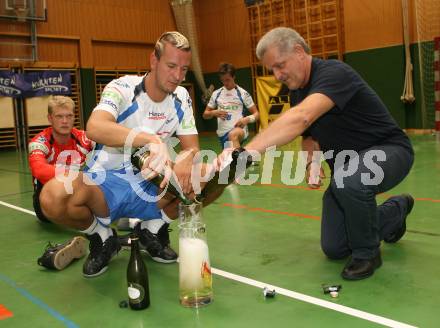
[256,76,291,129]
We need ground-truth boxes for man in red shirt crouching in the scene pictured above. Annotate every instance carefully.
[28,96,94,223]
[29,96,94,270]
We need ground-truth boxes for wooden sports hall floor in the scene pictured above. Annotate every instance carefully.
[0,135,438,327]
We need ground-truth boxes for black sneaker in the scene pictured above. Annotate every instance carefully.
[83,230,121,278]
[157,223,178,261]
[384,194,414,243]
[38,236,87,270]
[134,222,178,264]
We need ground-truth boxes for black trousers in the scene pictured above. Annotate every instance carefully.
[320,143,414,260]
[33,181,51,223]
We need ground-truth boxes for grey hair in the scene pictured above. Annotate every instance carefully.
[256,27,310,60]
[154,31,191,59]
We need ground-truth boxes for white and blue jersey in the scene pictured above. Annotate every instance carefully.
[88,74,197,171]
[208,85,255,138]
[84,75,197,221]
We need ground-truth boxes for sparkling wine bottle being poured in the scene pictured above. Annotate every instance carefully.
[131,147,193,205]
[196,147,254,203]
[131,147,253,204]
[127,235,150,310]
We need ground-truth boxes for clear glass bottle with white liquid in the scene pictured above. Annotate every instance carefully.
[178,202,213,308]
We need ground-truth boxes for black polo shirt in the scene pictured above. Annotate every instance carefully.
[290,58,412,168]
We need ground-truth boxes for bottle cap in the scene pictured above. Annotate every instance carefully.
[330,291,339,298]
[322,284,342,294]
[263,287,276,298]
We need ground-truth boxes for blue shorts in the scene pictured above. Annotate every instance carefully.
[84,168,161,222]
[218,127,249,149]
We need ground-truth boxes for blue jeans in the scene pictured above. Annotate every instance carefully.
[320,143,414,259]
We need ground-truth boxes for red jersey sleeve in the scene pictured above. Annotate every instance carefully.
[28,130,55,184]
[28,151,56,184]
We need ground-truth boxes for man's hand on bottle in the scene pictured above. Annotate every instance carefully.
[306,161,325,189]
[174,149,196,195]
[141,138,172,188]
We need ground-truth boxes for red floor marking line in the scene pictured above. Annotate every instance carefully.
[222,203,321,221]
[255,183,324,191]
[0,304,13,320]
[415,197,440,203]
[256,184,440,203]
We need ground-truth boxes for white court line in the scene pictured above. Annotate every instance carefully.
[212,268,417,328]
[0,200,417,328]
[0,200,36,216]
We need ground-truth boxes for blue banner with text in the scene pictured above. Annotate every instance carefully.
[0,71,71,98]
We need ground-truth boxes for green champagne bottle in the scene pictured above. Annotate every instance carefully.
[131,147,253,204]
[127,235,150,310]
[196,147,253,202]
[131,148,193,205]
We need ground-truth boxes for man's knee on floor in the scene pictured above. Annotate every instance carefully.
[330,177,375,203]
[321,241,350,260]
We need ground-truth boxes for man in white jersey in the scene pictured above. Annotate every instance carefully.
[40,32,207,277]
[203,63,259,148]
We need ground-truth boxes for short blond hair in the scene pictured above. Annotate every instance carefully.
[48,96,75,115]
[154,31,191,59]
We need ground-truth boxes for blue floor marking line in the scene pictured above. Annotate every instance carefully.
[0,273,78,328]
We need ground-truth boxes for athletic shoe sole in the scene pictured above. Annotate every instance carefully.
[53,236,87,270]
[119,234,177,263]
[83,266,108,278]
[146,250,178,264]
[121,244,177,264]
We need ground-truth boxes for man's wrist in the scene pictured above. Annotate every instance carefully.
[247,114,256,123]
[180,148,198,161]
[306,160,320,169]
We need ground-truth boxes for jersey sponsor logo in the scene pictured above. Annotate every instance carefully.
[37,135,47,144]
[29,141,49,154]
[219,104,240,111]
[100,99,118,111]
[148,111,166,120]
[101,89,123,108]
[181,117,196,130]
[113,80,130,89]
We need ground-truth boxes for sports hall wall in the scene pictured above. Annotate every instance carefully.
[1,0,438,140]
[193,0,439,132]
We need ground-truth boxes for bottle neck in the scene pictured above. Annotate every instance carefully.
[130,237,140,253]
[131,148,193,205]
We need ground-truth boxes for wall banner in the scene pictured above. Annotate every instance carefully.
[256,76,291,129]
[0,71,71,98]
